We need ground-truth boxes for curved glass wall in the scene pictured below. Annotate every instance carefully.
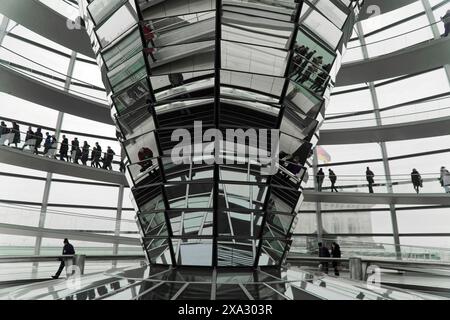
[299,0,450,254]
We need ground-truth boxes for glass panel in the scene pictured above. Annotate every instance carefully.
[165,183,214,209]
[95,1,138,49]
[88,0,127,25]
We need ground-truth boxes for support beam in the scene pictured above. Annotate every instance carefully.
[303,191,450,205]
[319,116,450,145]
[0,64,111,125]
[0,0,94,58]
[0,145,128,186]
[356,21,401,258]
[0,223,140,246]
[337,37,450,86]
[358,0,417,21]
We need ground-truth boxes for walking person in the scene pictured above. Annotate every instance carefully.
[411,169,422,194]
[81,141,90,166]
[331,242,341,276]
[441,10,450,37]
[33,128,43,155]
[316,168,325,191]
[103,146,116,171]
[91,143,102,168]
[74,146,82,165]
[329,169,338,192]
[70,137,79,162]
[22,127,35,151]
[47,136,58,158]
[0,121,6,137]
[9,122,20,148]
[59,135,69,161]
[440,166,450,193]
[366,167,375,193]
[52,238,75,280]
[43,132,52,155]
[318,242,330,274]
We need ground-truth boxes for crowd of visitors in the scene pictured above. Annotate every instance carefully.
[0,121,123,172]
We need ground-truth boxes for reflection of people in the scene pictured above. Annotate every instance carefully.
[52,238,75,280]
[138,147,154,172]
[287,156,302,175]
[169,73,184,87]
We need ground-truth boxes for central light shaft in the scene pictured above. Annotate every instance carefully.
[79,0,361,268]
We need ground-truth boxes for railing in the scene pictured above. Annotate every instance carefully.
[0,128,125,173]
[290,236,450,263]
[286,255,450,281]
[0,254,146,282]
[303,172,447,194]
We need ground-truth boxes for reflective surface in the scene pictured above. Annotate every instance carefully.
[78,0,361,267]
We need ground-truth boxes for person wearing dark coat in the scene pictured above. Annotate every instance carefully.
[70,138,79,162]
[318,242,330,274]
[91,143,102,168]
[331,242,341,276]
[43,132,52,155]
[329,169,338,192]
[0,121,7,137]
[441,10,450,37]
[411,169,422,194]
[103,147,115,170]
[81,141,90,166]
[9,122,20,148]
[22,127,35,151]
[316,168,325,191]
[287,156,302,176]
[59,135,69,161]
[34,128,43,155]
[119,160,126,173]
[366,167,375,193]
[52,238,75,279]
[74,146,82,165]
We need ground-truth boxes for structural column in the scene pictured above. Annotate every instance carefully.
[312,149,324,243]
[421,0,450,81]
[355,22,402,258]
[34,52,77,259]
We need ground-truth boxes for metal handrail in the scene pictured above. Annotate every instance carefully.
[286,255,450,269]
[0,254,145,264]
